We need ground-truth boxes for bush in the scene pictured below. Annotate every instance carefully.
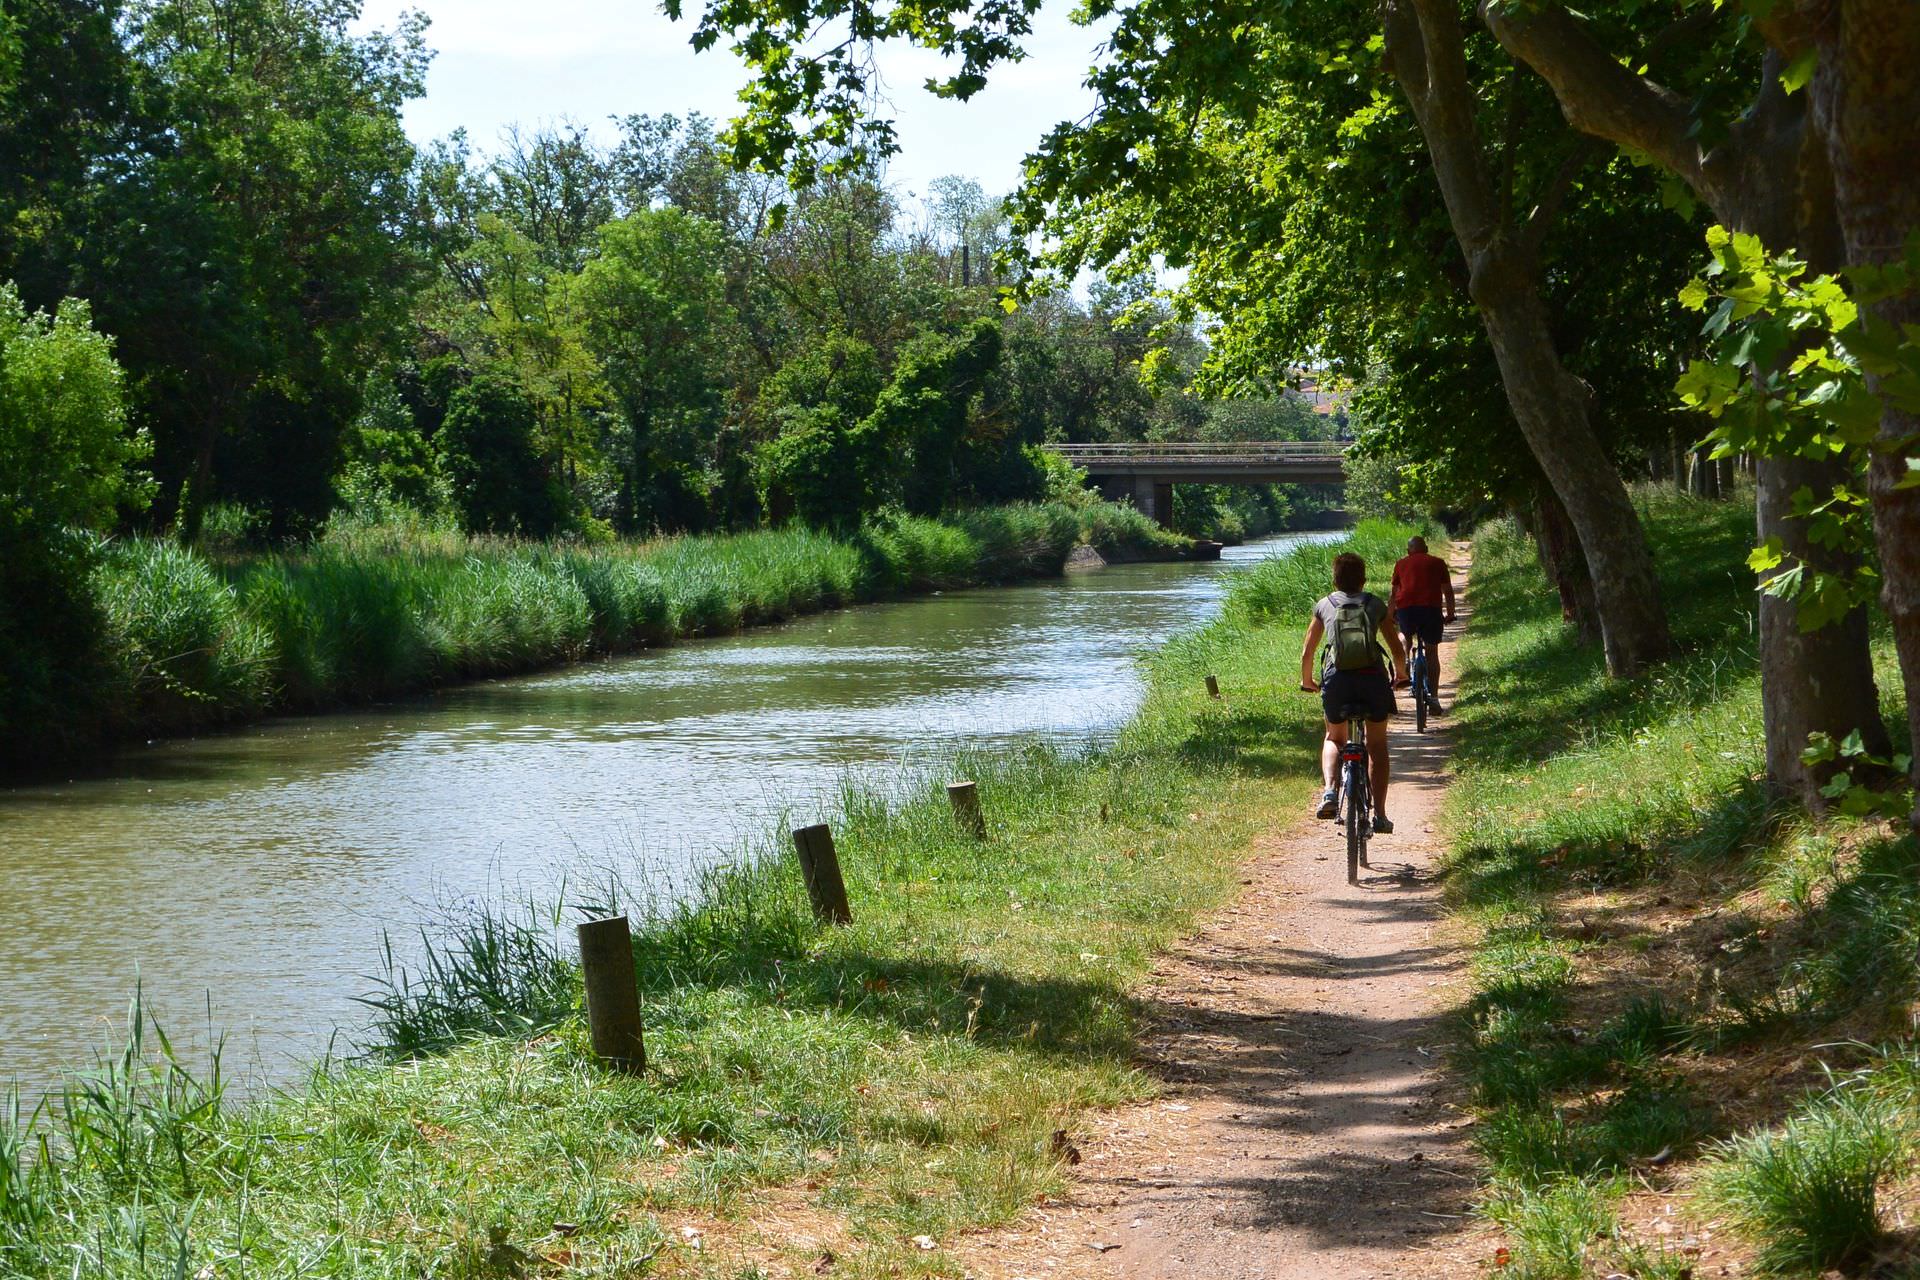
[1076,502,1188,559]
[38,499,1148,760]
[0,285,149,763]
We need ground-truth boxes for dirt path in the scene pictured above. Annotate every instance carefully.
[962,550,1480,1280]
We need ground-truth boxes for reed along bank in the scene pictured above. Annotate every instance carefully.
[7,500,1191,772]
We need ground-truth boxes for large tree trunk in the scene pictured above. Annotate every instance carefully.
[1811,1,1920,830]
[1479,3,1891,811]
[1471,264,1667,670]
[1758,455,1894,799]
[1384,0,1673,676]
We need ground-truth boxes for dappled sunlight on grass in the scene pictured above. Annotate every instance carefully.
[1443,487,1919,1278]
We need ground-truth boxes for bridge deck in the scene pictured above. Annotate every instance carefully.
[1047,441,1347,483]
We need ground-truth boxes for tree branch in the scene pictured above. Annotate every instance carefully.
[1519,134,1599,254]
[1478,0,1713,203]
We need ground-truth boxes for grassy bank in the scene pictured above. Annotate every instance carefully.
[27,500,1186,766]
[0,521,1409,1279]
[1444,487,1917,1277]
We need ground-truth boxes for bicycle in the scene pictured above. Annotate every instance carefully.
[1407,632,1436,733]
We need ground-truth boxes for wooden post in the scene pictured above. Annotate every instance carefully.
[791,823,853,924]
[576,915,645,1073]
[946,780,987,839]
[1205,674,1221,700]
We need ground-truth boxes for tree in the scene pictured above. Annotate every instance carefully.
[879,318,1004,514]
[675,0,1677,675]
[95,0,428,534]
[1478,0,1904,811]
[755,335,891,527]
[0,0,133,309]
[577,207,738,531]
[439,372,563,536]
[0,285,148,761]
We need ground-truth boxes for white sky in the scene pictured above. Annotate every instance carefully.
[354,0,1110,204]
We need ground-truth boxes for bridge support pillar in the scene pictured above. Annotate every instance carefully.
[1127,476,1174,529]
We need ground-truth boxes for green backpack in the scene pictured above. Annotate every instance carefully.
[1327,594,1382,672]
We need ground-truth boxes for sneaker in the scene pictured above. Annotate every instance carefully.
[1373,814,1394,835]
[1315,788,1338,819]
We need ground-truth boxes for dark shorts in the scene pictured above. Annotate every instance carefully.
[1396,605,1445,646]
[1322,668,1395,725]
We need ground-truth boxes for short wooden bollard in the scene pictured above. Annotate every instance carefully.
[792,823,853,924]
[576,915,646,1073]
[1205,674,1221,699]
[946,780,987,839]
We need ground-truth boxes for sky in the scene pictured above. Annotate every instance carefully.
[353,0,1110,205]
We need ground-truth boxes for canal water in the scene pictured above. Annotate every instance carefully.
[0,535,1329,1094]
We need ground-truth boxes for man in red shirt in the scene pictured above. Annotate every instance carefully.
[1389,536,1456,710]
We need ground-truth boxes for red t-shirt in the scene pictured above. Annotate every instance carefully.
[1391,552,1450,610]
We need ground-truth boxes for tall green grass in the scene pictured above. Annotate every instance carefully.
[1223,517,1431,623]
[0,520,1412,1279]
[1700,1085,1912,1275]
[48,503,1157,753]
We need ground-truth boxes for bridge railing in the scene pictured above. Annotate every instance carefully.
[1046,441,1348,465]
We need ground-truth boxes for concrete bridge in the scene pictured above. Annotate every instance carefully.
[1047,441,1348,526]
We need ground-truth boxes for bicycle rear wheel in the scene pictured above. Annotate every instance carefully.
[1413,650,1428,733]
[1344,759,1364,883]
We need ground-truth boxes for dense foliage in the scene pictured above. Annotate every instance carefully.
[0,5,1340,758]
[0,285,148,755]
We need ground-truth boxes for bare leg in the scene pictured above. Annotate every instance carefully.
[1366,718,1391,815]
[1322,721,1345,790]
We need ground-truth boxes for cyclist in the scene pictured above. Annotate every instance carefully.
[1300,552,1408,834]
[1390,536,1455,711]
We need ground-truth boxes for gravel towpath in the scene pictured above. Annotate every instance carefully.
[960,548,1480,1280]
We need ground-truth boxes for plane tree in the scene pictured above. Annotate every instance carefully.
[1482,0,1911,815]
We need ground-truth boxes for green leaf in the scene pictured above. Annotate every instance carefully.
[1678,278,1710,311]
[1746,537,1786,573]
[1779,47,1818,94]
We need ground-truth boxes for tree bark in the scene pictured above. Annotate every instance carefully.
[1482,1,1891,811]
[1382,0,1672,676]
[1758,455,1894,800]
[1809,0,1920,830]
[1530,483,1602,643]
